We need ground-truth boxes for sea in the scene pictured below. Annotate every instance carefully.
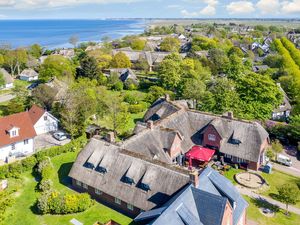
[0,19,147,49]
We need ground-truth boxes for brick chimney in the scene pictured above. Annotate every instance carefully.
[189,170,199,187]
[147,120,154,130]
[106,132,115,143]
[223,111,234,120]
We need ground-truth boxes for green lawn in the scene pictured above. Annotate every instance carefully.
[224,168,300,208]
[245,195,300,225]
[260,170,300,208]
[0,101,9,116]
[3,151,133,225]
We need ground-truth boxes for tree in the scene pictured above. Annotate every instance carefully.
[271,139,283,155]
[103,93,130,135]
[87,49,112,70]
[236,73,283,120]
[29,44,42,58]
[208,48,229,75]
[69,35,79,48]
[130,38,146,50]
[160,37,181,52]
[181,78,206,104]
[266,147,275,161]
[0,54,4,66]
[110,52,131,68]
[276,183,300,215]
[0,72,5,87]
[3,49,28,76]
[158,58,182,90]
[78,55,102,80]
[32,84,56,110]
[146,86,173,103]
[192,36,217,51]
[39,55,74,82]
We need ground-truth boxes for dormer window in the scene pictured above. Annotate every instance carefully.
[140,183,150,191]
[8,127,19,138]
[124,177,134,185]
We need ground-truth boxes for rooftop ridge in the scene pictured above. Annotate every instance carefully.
[119,148,190,176]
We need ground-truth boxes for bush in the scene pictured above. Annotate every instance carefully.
[128,102,148,113]
[0,136,87,179]
[39,179,53,192]
[37,191,93,215]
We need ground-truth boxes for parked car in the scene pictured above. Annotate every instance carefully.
[27,82,39,90]
[53,132,68,141]
[276,154,292,167]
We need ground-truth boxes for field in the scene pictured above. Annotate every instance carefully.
[2,151,132,225]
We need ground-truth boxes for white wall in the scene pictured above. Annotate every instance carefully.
[19,75,38,81]
[34,112,58,135]
[0,138,34,161]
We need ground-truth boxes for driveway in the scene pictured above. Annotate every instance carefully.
[272,145,300,177]
[0,94,15,103]
[34,133,71,151]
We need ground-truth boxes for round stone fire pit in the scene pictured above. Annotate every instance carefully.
[235,172,265,189]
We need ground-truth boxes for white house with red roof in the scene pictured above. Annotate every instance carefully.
[28,105,58,135]
[0,105,58,162]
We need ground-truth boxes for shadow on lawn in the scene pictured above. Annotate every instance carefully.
[250,196,280,212]
[58,162,74,186]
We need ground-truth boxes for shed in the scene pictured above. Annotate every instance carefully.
[263,163,273,174]
[19,69,39,81]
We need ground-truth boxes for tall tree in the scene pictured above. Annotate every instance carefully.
[78,55,101,80]
[276,183,300,215]
[69,35,79,48]
[160,37,181,52]
[110,52,131,68]
[158,58,182,90]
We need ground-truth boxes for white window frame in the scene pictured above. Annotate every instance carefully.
[127,203,134,211]
[11,144,15,150]
[115,197,121,205]
[44,115,48,121]
[76,180,82,187]
[82,183,88,190]
[208,134,216,141]
[24,139,29,145]
[95,188,102,195]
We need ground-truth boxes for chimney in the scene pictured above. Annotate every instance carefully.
[105,132,115,143]
[165,94,170,102]
[147,120,154,130]
[189,170,199,187]
[223,111,234,120]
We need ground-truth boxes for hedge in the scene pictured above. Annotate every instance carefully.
[0,136,87,179]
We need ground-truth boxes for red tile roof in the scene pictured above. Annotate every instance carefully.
[0,112,37,148]
[28,104,45,125]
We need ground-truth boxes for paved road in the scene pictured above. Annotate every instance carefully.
[273,163,300,177]
[0,94,15,103]
[237,185,300,215]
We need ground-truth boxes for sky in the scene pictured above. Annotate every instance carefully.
[0,0,300,19]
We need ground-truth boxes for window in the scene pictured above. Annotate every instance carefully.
[208,134,216,141]
[44,115,48,121]
[10,129,18,137]
[11,144,15,150]
[95,188,102,195]
[76,180,82,187]
[24,139,29,145]
[127,203,134,211]
[140,183,150,192]
[115,197,121,205]
[82,183,88,189]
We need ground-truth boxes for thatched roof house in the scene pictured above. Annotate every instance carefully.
[0,68,13,89]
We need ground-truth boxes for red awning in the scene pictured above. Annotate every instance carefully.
[185,146,215,162]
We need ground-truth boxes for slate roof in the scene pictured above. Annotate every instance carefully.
[109,68,138,83]
[135,167,248,225]
[69,138,190,211]
[0,68,13,85]
[129,98,269,163]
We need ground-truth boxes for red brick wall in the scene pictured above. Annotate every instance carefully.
[221,201,233,225]
[72,179,141,217]
[202,125,222,149]
[169,134,182,159]
[248,161,259,171]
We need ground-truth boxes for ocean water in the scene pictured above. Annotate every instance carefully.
[0,19,146,49]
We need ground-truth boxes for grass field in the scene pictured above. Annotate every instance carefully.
[245,195,300,225]
[3,151,132,225]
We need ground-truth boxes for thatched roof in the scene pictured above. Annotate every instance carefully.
[69,138,190,211]
[0,68,13,84]
[127,98,269,163]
